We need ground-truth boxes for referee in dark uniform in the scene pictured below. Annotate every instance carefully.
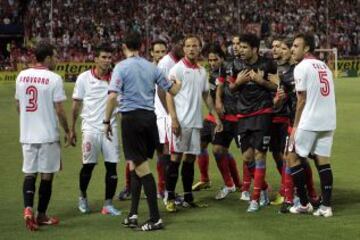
[104,32,180,231]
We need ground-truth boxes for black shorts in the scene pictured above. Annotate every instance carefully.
[269,122,289,153]
[236,114,272,153]
[200,119,236,149]
[121,110,159,165]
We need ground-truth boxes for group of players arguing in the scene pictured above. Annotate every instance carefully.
[16,31,336,232]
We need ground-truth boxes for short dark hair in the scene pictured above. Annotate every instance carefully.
[206,43,226,59]
[35,42,55,62]
[272,36,283,43]
[95,43,113,57]
[183,34,202,48]
[124,31,142,51]
[282,38,293,49]
[239,33,260,49]
[151,39,167,51]
[294,33,315,53]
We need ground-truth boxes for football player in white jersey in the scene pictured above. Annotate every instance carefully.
[165,35,223,212]
[151,39,169,198]
[288,34,336,217]
[70,44,121,216]
[15,42,71,231]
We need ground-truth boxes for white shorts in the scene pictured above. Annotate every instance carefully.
[295,129,334,158]
[22,142,61,173]
[157,116,169,144]
[169,128,201,155]
[82,130,120,164]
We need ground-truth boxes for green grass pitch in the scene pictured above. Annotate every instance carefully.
[0,78,359,240]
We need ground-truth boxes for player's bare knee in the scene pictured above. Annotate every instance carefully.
[24,174,37,180]
[254,150,266,161]
[134,161,151,177]
[315,155,330,166]
[212,145,227,155]
[287,152,301,167]
[40,173,53,181]
[243,148,254,162]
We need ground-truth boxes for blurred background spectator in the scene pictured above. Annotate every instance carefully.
[1,0,359,70]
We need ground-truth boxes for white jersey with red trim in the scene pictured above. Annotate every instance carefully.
[72,69,117,133]
[169,58,209,128]
[154,53,178,118]
[294,57,336,131]
[15,67,67,143]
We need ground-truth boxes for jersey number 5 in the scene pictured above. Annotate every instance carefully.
[318,71,330,96]
[26,85,38,112]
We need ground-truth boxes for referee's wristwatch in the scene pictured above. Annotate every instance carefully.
[103,120,110,124]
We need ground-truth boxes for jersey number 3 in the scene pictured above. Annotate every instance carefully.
[318,71,330,96]
[26,85,38,112]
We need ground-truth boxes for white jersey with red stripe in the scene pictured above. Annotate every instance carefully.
[72,69,117,133]
[169,58,209,128]
[154,53,178,118]
[294,56,336,131]
[15,67,67,143]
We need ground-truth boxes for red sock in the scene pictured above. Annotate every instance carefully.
[227,154,241,189]
[125,161,130,189]
[242,161,254,192]
[214,153,234,188]
[304,163,317,199]
[157,161,166,193]
[252,160,266,201]
[197,149,210,182]
[284,165,294,203]
[279,163,286,196]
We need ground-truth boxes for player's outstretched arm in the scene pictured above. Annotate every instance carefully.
[166,92,181,137]
[203,91,223,133]
[70,100,82,146]
[168,79,181,96]
[215,83,224,118]
[103,92,117,141]
[54,101,71,147]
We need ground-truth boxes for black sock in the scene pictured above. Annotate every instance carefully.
[79,163,95,198]
[105,162,118,201]
[23,175,36,208]
[166,161,180,200]
[318,164,333,207]
[159,154,170,166]
[141,173,160,222]
[37,179,52,214]
[291,164,309,206]
[129,171,142,216]
[181,161,195,203]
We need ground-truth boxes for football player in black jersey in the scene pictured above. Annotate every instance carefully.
[229,33,277,212]
[271,39,319,213]
[192,43,241,200]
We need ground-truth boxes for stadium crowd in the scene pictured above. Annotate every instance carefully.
[1,0,360,70]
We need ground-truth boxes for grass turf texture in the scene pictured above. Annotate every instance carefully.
[0,78,359,240]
